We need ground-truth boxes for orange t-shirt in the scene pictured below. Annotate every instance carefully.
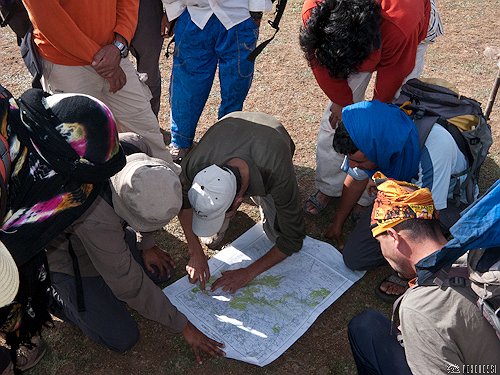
[23,0,139,66]
[302,0,431,106]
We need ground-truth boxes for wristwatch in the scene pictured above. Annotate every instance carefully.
[113,40,129,58]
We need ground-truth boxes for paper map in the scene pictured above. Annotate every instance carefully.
[164,223,365,366]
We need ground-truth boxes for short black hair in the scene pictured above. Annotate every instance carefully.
[392,219,444,242]
[221,164,242,194]
[333,120,358,155]
[299,0,381,79]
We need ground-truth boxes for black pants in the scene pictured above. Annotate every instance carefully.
[348,310,412,375]
[129,0,164,117]
[49,228,165,352]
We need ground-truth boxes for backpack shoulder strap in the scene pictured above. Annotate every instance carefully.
[436,118,474,164]
[413,114,439,149]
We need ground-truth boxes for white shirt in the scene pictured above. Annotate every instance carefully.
[163,0,273,30]
[344,123,472,210]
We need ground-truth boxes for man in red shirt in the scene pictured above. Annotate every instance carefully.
[300,0,442,218]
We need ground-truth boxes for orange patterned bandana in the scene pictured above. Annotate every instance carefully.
[370,172,437,237]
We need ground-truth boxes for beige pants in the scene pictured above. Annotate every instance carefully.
[314,42,429,206]
[41,58,172,163]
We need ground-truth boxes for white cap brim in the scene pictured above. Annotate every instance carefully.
[192,210,226,238]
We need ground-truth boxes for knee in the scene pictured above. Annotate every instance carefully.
[342,246,362,271]
[348,310,385,341]
[105,324,140,353]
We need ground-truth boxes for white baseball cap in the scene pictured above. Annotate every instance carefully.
[110,153,182,232]
[0,241,19,308]
[188,164,237,237]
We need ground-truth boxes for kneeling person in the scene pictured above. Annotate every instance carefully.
[178,112,305,293]
[47,135,224,360]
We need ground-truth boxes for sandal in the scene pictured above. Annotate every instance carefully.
[303,190,331,216]
[375,273,410,303]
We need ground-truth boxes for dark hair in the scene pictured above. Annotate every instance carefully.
[333,120,358,155]
[299,0,381,79]
[393,219,444,242]
[221,165,242,195]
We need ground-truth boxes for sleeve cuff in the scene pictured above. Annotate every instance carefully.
[163,1,186,21]
[137,232,156,251]
[113,26,134,45]
[249,0,273,12]
[275,236,303,256]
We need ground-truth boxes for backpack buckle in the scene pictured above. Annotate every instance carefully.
[449,276,467,287]
[470,137,480,145]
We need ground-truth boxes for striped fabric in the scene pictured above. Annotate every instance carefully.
[424,0,444,43]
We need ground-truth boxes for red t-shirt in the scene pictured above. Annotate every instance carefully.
[302,0,430,106]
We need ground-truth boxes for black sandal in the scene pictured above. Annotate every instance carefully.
[375,273,410,303]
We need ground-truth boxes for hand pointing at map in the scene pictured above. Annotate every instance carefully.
[212,246,288,293]
[211,268,254,293]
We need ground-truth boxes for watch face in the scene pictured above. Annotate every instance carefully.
[113,40,128,58]
[121,46,129,58]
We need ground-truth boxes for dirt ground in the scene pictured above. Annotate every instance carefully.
[0,0,499,374]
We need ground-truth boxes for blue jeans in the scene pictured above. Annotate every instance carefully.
[348,310,412,375]
[169,10,258,148]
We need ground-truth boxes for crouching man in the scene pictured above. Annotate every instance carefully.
[178,112,305,293]
[46,134,224,362]
[347,175,500,374]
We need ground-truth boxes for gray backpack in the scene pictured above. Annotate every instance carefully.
[394,78,493,204]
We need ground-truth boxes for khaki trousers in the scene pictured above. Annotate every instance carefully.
[41,57,172,163]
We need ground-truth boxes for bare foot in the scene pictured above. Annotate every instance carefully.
[379,280,407,296]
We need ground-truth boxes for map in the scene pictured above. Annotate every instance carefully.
[164,224,365,367]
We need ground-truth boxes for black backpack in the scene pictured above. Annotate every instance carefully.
[394,78,493,204]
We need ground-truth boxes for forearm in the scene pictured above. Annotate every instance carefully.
[23,0,101,63]
[178,208,204,256]
[245,246,287,280]
[74,222,187,333]
[336,175,369,225]
[312,64,353,106]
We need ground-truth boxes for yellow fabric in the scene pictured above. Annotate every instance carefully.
[419,77,459,94]
[448,114,479,132]
[370,172,437,237]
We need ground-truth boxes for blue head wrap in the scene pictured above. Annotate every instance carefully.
[342,100,420,181]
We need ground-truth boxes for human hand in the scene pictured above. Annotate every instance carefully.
[186,248,210,291]
[367,179,377,197]
[142,245,175,280]
[92,45,121,77]
[182,321,225,364]
[161,14,176,38]
[329,102,343,129]
[324,217,345,250]
[106,66,126,93]
[211,268,253,294]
